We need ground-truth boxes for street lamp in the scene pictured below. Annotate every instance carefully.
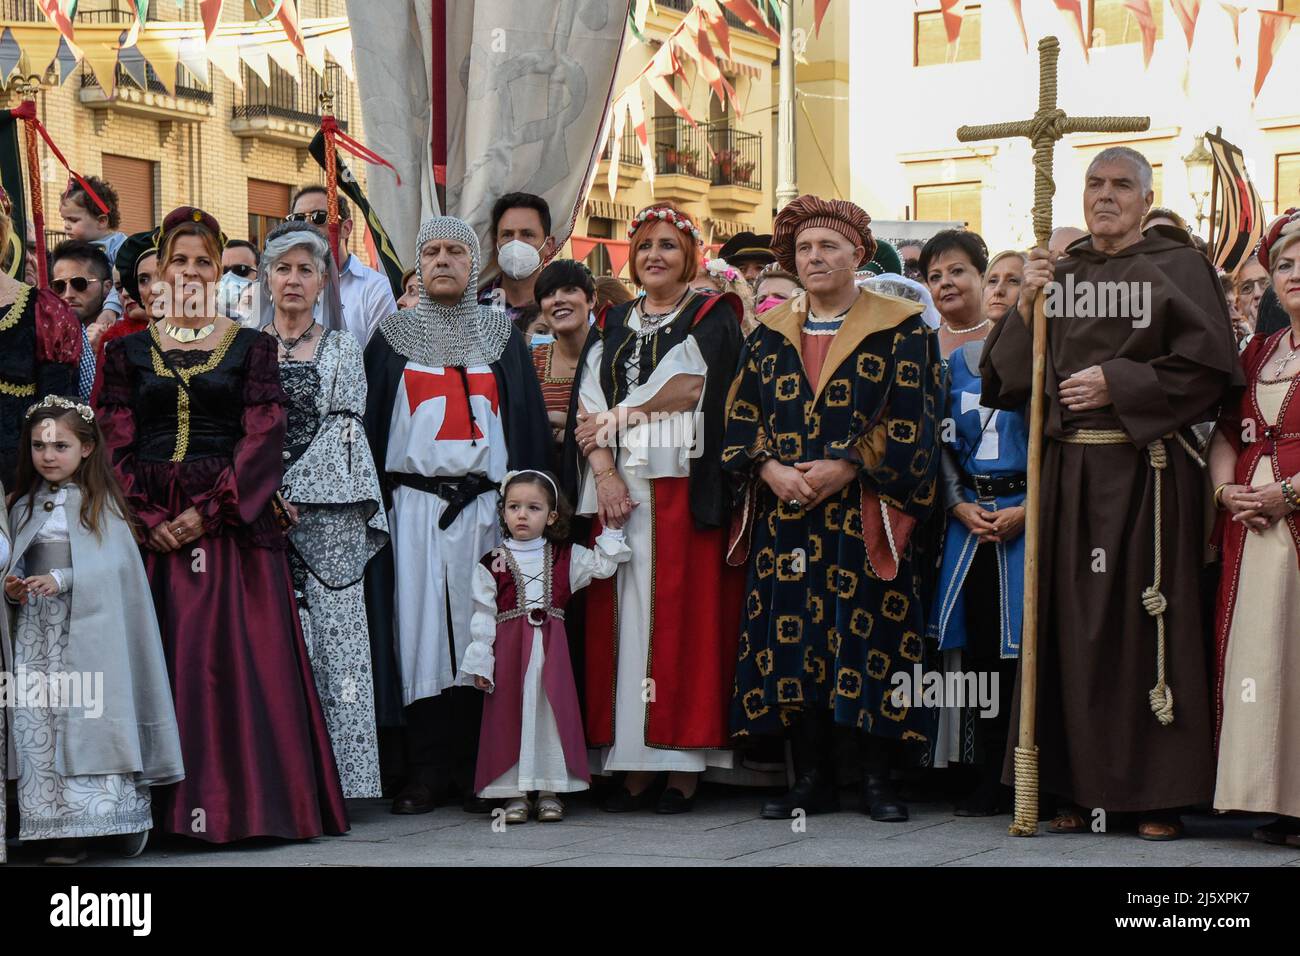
[1183,135,1214,233]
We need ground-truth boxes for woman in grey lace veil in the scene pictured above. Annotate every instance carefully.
[257,221,390,799]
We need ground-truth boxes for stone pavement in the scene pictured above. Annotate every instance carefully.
[26,787,1300,867]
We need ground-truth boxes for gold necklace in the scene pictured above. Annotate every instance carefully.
[162,320,217,344]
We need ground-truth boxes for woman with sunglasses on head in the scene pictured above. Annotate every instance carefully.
[95,206,348,844]
[287,186,397,346]
[0,188,83,490]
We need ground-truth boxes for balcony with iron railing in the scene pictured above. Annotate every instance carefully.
[80,61,213,105]
[622,117,762,210]
[230,62,351,150]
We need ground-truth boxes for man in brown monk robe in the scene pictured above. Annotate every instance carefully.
[980,146,1242,840]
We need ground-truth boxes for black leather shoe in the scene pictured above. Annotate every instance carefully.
[604,785,656,813]
[655,787,696,814]
[391,782,439,815]
[760,770,840,819]
[860,773,909,822]
[462,795,495,814]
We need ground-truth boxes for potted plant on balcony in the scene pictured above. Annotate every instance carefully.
[734,160,756,186]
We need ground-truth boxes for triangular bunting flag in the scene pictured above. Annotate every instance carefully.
[265,37,302,76]
[320,29,354,80]
[177,35,210,86]
[696,0,731,57]
[1169,0,1201,50]
[8,23,65,79]
[136,34,186,93]
[117,43,148,88]
[78,33,123,96]
[277,0,307,57]
[206,34,243,87]
[1219,3,1244,70]
[719,0,780,44]
[605,239,631,279]
[241,46,272,87]
[940,0,965,64]
[200,0,225,44]
[1123,0,1156,68]
[0,30,21,83]
[813,0,831,37]
[302,32,329,76]
[570,236,599,262]
[1254,10,1294,102]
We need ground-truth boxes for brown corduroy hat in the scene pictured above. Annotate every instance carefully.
[770,194,875,274]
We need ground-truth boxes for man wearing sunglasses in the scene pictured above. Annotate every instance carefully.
[288,185,396,344]
[51,239,112,401]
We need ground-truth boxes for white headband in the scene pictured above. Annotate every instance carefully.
[500,469,560,505]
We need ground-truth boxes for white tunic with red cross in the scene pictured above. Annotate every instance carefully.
[386,362,509,704]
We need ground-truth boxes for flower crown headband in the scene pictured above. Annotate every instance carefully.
[628,206,703,246]
[27,394,94,423]
[704,257,740,283]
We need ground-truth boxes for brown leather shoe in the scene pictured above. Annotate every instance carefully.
[1137,819,1183,841]
[391,782,438,815]
[1047,809,1089,834]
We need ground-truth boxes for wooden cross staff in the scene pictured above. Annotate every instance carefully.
[956,36,1150,837]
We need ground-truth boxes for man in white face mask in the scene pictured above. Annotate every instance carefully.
[478,192,557,324]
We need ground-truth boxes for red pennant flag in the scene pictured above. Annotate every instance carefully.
[813,0,831,37]
[1053,0,1089,62]
[570,236,599,262]
[1254,10,1294,101]
[1168,0,1201,49]
[940,0,965,61]
[719,0,780,44]
[1008,0,1028,51]
[35,0,75,45]
[605,239,631,278]
[200,0,225,44]
[1123,0,1156,68]
[277,0,307,57]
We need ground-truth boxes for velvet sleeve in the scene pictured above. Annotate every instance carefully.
[721,329,774,475]
[33,289,82,397]
[1215,335,1265,455]
[191,334,288,532]
[95,338,171,530]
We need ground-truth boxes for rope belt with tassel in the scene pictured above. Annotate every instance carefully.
[1056,428,1206,727]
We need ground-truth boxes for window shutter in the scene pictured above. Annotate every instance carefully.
[101,154,155,235]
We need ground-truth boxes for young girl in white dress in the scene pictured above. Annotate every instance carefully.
[458,470,629,823]
[4,397,183,864]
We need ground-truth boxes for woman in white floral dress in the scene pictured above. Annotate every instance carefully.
[256,222,390,798]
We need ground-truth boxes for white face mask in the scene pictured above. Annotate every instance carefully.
[497,239,542,280]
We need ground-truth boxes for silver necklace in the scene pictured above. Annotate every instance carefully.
[1271,332,1300,379]
[269,319,317,360]
[942,317,992,335]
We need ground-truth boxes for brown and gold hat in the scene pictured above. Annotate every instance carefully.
[770,194,875,274]
[158,205,226,252]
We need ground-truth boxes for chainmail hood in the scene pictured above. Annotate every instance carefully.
[378,216,512,367]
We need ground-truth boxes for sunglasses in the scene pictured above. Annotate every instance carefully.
[285,211,329,226]
[50,276,100,295]
[223,263,256,278]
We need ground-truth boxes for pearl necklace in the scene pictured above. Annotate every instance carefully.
[161,320,217,344]
[942,317,992,336]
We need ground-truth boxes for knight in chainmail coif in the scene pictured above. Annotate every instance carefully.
[362,214,549,814]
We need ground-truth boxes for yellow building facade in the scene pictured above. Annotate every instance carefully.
[1,0,366,253]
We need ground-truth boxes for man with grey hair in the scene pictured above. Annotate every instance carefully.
[980,146,1241,840]
[362,215,549,816]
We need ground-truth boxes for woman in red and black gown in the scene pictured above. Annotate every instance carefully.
[96,206,347,843]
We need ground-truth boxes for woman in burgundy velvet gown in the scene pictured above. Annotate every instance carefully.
[95,206,347,843]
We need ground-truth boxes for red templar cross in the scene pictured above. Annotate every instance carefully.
[404,368,500,441]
